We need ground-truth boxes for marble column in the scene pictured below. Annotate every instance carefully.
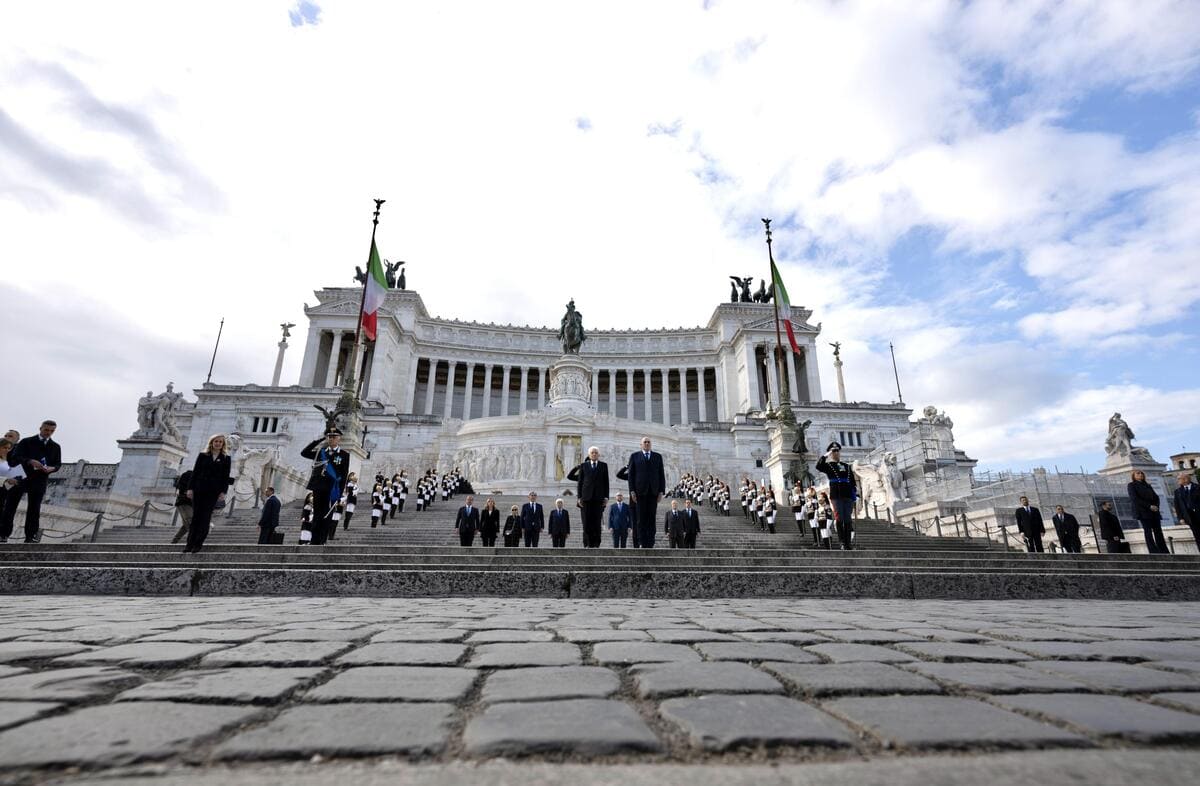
[661,368,671,424]
[608,369,616,414]
[463,363,476,420]
[785,350,800,405]
[519,366,529,413]
[591,369,599,410]
[804,344,823,402]
[424,359,438,415]
[299,326,322,387]
[501,366,511,416]
[407,357,421,414]
[715,363,727,421]
[697,367,708,422]
[481,364,493,417]
[444,360,459,419]
[744,343,761,411]
[766,348,781,408]
[643,368,653,422]
[625,369,634,419]
[678,367,689,425]
[325,331,344,388]
[538,367,547,409]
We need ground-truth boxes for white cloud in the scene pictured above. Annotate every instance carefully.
[0,1,1196,468]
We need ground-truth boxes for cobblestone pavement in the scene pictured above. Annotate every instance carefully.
[1,596,1199,785]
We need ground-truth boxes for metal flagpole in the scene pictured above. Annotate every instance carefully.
[343,198,385,401]
[205,317,225,384]
[762,218,790,411]
[889,341,904,404]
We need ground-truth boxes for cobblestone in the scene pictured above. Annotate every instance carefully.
[0,666,141,702]
[592,642,702,665]
[994,693,1200,741]
[659,694,856,750]
[763,662,942,695]
[203,641,351,667]
[464,699,661,755]
[632,662,784,698]
[0,596,1197,780]
[825,695,1088,748]
[216,703,455,759]
[1025,661,1200,693]
[905,662,1091,693]
[469,642,581,667]
[694,641,821,663]
[336,642,465,666]
[117,668,323,703]
[480,666,619,703]
[306,667,478,702]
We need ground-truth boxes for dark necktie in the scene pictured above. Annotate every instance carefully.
[644,452,650,460]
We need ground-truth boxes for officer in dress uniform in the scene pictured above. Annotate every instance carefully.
[300,428,350,545]
[815,441,858,550]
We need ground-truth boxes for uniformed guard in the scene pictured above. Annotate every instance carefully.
[300,428,350,545]
[815,441,858,550]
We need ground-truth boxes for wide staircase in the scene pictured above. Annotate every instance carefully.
[3,493,1199,599]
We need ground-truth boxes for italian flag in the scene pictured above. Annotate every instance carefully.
[360,238,387,341]
[770,257,802,354]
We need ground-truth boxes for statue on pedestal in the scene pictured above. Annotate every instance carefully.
[1105,412,1153,461]
[558,299,586,354]
[791,419,812,456]
[729,276,753,303]
[133,383,185,443]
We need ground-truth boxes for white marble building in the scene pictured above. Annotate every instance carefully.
[114,287,944,502]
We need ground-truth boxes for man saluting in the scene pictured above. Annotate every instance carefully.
[815,441,857,550]
[300,428,350,545]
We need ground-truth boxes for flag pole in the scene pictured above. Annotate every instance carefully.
[205,317,225,385]
[762,218,790,412]
[343,198,385,401]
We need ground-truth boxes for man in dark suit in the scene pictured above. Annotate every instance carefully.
[1,421,61,543]
[628,436,666,549]
[664,499,684,548]
[1097,500,1127,553]
[548,499,571,547]
[608,492,632,548]
[616,464,639,548]
[258,486,281,544]
[1014,495,1045,553]
[455,494,480,547]
[521,491,544,548]
[300,428,350,545]
[567,445,609,548]
[1051,505,1083,554]
[1175,474,1200,548]
[682,497,701,549]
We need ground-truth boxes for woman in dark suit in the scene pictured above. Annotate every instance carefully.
[1128,470,1168,554]
[479,497,500,547]
[184,434,232,553]
[503,505,522,547]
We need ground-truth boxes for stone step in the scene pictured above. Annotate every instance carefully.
[3,565,1198,600]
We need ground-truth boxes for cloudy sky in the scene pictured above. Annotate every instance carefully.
[2,0,1197,471]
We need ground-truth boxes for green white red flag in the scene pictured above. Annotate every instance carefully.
[360,238,387,341]
[770,257,802,354]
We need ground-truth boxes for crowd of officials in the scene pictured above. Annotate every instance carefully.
[4,418,1195,557]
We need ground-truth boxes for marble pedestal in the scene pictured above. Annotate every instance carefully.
[111,437,187,500]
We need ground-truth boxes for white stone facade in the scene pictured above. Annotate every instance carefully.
[120,288,933,500]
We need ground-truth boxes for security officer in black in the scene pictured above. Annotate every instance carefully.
[301,428,351,545]
[815,441,857,550]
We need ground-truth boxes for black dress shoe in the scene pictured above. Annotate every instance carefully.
[182,547,192,553]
